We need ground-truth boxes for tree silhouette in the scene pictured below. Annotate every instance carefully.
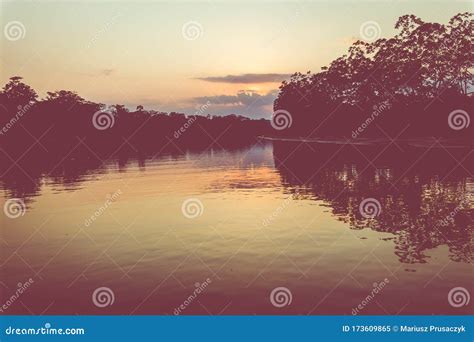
[274,13,473,139]
[0,75,270,172]
[1,76,37,106]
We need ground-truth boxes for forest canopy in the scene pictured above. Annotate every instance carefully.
[273,13,473,139]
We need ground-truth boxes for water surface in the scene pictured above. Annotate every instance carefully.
[1,142,472,315]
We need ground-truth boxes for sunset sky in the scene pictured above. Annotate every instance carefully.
[1,0,471,118]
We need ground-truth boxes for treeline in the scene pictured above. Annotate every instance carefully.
[274,13,473,139]
[0,76,270,161]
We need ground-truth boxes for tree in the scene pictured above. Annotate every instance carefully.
[46,90,86,106]
[2,76,38,105]
[111,104,129,118]
[274,13,473,138]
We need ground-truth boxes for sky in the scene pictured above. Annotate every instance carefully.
[1,0,472,119]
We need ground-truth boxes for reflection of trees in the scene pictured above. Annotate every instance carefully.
[0,144,262,203]
[273,141,473,264]
[2,136,472,265]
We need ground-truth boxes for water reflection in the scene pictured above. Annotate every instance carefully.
[2,141,472,266]
[1,141,473,315]
[272,140,473,264]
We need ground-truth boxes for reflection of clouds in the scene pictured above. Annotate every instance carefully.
[207,168,282,192]
[189,143,275,169]
[182,143,282,192]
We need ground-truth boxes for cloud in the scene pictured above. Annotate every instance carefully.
[195,73,291,84]
[193,89,278,107]
[119,90,279,119]
[101,69,115,76]
[187,89,278,118]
